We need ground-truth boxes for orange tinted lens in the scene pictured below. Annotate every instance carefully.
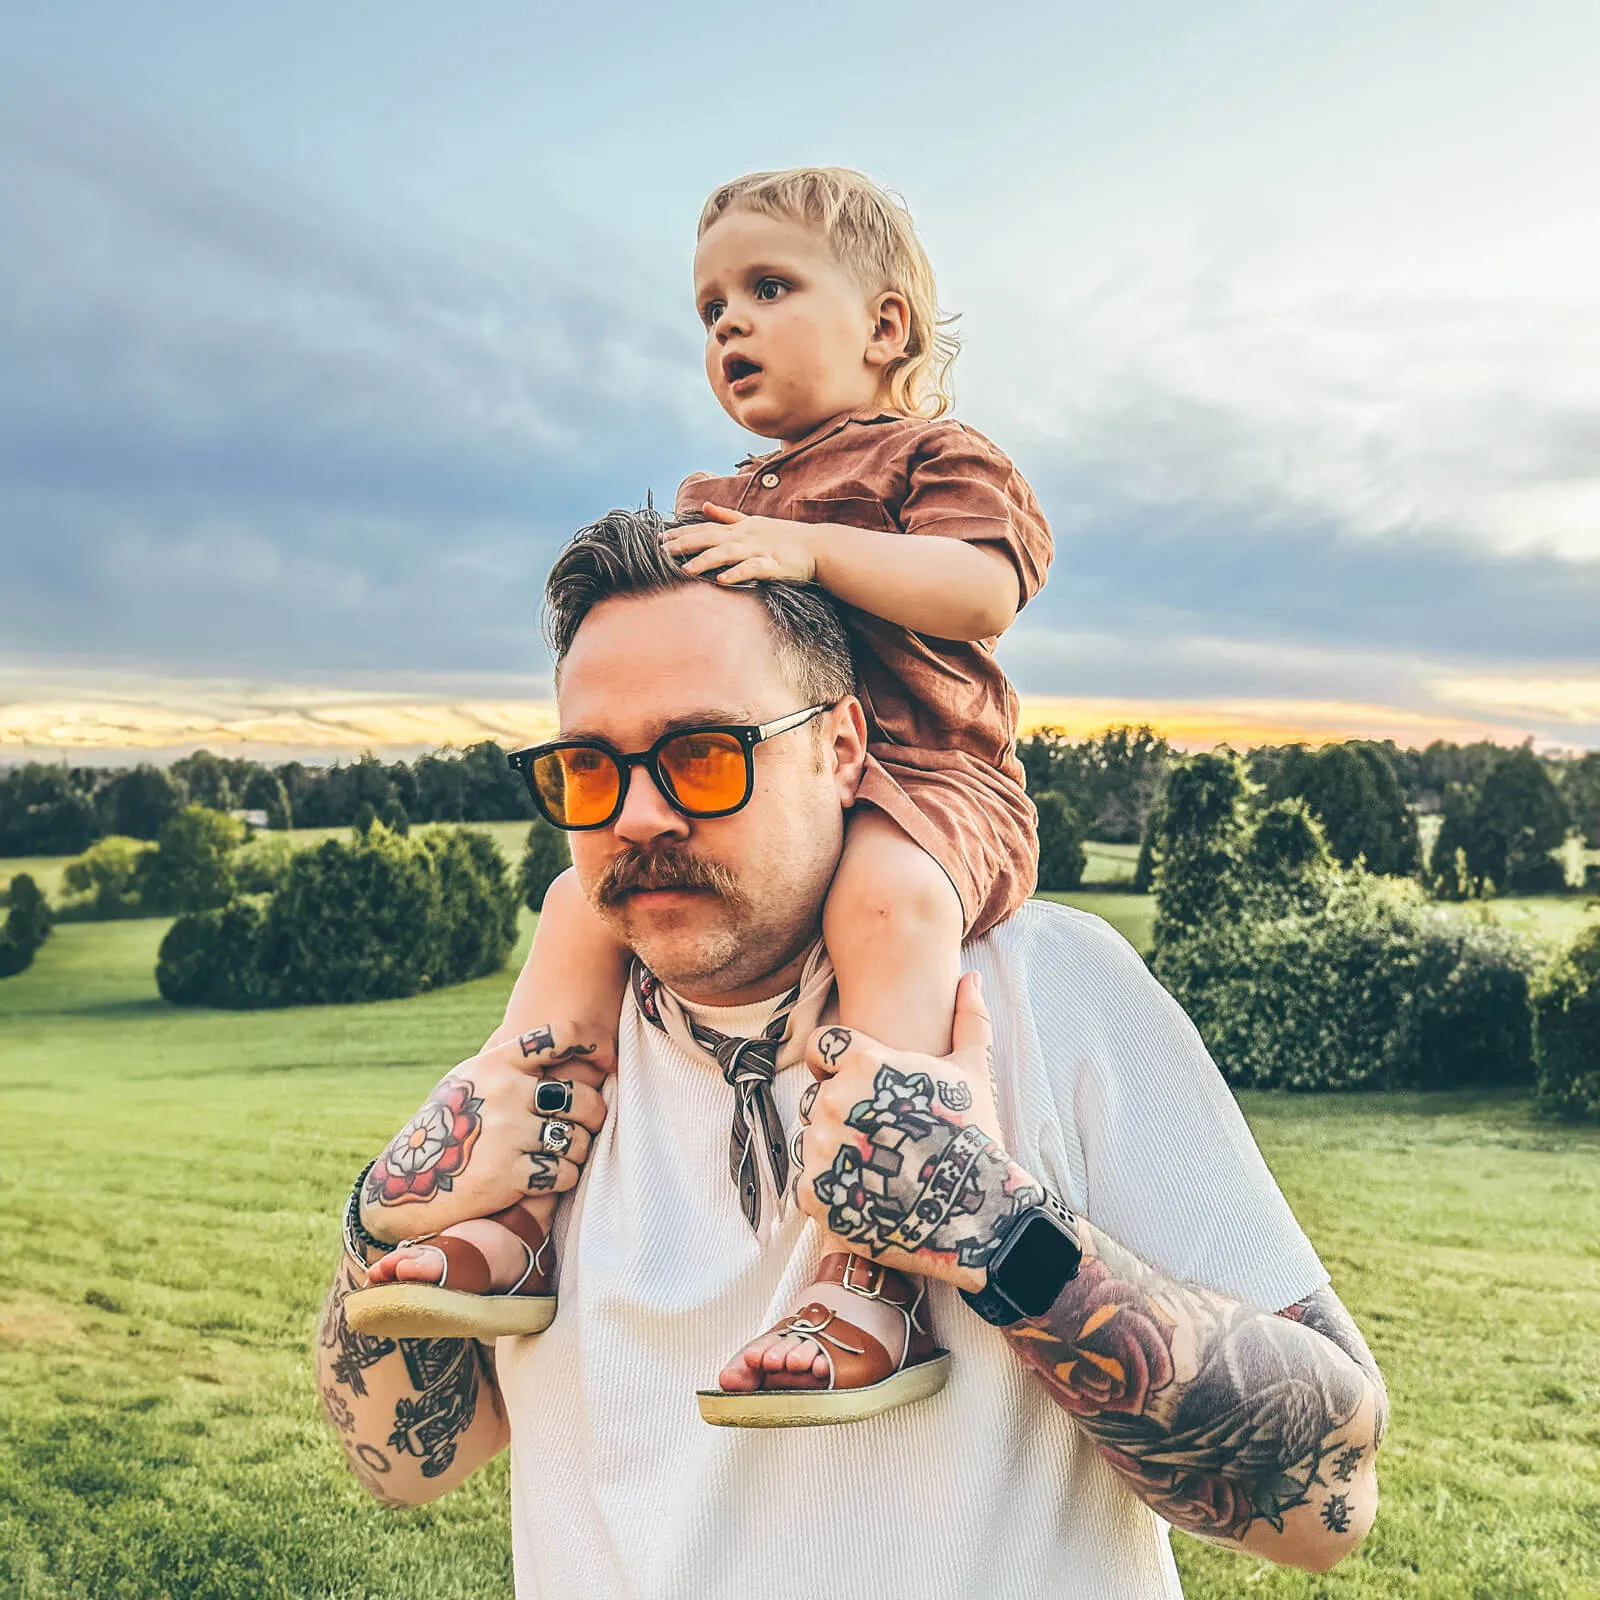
[534,746,620,826]
[658,732,747,813]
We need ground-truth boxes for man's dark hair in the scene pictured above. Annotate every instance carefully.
[544,506,857,706]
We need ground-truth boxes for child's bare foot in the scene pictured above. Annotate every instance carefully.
[714,1253,933,1392]
[366,1212,547,1291]
[717,1280,913,1390]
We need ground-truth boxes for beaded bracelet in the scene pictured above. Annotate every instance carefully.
[342,1159,390,1269]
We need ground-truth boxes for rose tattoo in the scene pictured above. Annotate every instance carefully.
[366,1075,484,1207]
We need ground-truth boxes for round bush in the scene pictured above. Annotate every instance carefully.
[519,818,571,913]
[1533,926,1600,1122]
[156,900,273,1008]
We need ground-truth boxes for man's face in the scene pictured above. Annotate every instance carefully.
[556,583,856,1002]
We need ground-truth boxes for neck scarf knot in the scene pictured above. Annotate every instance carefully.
[631,943,834,1242]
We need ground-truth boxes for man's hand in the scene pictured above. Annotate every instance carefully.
[796,971,1043,1294]
[359,1022,609,1246]
[662,503,823,585]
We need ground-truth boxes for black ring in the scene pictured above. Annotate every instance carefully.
[535,1079,574,1115]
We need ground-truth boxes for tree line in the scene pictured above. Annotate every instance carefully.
[4,731,1598,901]
[1019,727,1600,896]
[0,742,536,857]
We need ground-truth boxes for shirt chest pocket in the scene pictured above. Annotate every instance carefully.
[791,496,898,534]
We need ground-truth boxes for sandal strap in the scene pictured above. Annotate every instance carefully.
[413,1234,493,1296]
[488,1203,555,1296]
[772,1303,892,1393]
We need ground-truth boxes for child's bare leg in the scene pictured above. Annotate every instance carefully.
[368,867,627,1291]
[718,810,963,1390]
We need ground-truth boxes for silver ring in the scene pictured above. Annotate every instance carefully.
[541,1119,574,1155]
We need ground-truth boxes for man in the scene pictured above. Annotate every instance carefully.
[315,508,1387,1597]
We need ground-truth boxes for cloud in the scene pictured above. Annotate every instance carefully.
[0,74,1596,755]
[0,85,730,673]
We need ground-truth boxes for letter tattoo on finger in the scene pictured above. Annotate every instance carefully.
[816,1027,851,1066]
[519,1025,597,1064]
[936,1079,973,1112]
[526,1153,561,1193]
[798,1081,820,1124]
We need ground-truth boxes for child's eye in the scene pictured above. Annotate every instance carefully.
[754,278,787,302]
[701,300,725,327]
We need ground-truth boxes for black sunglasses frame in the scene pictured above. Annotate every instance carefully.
[507,704,831,832]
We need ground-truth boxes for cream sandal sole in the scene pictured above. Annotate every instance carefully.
[696,1350,950,1428]
[344,1283,557,1341]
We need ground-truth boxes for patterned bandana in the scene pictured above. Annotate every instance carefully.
[631,942,835,1242]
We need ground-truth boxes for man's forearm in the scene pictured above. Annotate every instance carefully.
[1002,1217,1384,1571]
[315,1257,507,1506]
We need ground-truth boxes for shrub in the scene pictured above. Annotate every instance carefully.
[425,829,518,987]
[1033,791,1088,892]
[1150,752,1538,1093]
[155,899,274,1007]
[0,872,52,978]
[1157,878,1538,1093]
[519,817,571,912]
[1532,926,1600,1122]
[258,827,444,1004]
[232,835,298,896]
[137,806,249,915]
[158,825,517,1009]
[61,836,157,919]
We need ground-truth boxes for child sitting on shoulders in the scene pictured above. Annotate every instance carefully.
[349,166,1052,1429]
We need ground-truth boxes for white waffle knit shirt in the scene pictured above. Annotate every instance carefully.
[497,901,1328,1600]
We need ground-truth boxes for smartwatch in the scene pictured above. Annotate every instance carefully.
[960,1190,1083,1326]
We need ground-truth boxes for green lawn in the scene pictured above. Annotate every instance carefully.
[3,916,1597,1598]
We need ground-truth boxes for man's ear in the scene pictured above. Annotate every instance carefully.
[863,292,912,371]
[826,696,869,804]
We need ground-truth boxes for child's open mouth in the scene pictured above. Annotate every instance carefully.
[722,353,762,393]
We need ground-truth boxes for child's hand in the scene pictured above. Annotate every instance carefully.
[662,503,822,585]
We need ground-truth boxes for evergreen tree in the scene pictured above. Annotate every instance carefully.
[519,817,571,912]
[0,873,53,977]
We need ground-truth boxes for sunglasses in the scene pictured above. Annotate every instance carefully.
[508,704,831,831]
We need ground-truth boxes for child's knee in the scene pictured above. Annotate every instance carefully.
[540,865,585,918]
[826,835,963,952]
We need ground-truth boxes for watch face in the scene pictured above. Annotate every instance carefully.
[997,1212,1082,1319]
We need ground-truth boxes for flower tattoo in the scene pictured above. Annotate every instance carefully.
[1014,1257,1176,1415]
[367,1075,484,1206]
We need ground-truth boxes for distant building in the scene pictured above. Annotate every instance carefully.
[230,808,270,829]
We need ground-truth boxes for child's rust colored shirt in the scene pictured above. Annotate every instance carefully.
[677,410,1053,937]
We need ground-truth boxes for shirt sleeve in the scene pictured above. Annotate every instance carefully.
[899,424,1054,607]
[1000,906,1329,1314]
[674,472,719,519]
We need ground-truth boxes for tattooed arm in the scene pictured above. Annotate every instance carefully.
[1004,1223,1384,1571]
[799,975,1385,1574]
[317,1019,609,1505]
[315,1255,508,1506]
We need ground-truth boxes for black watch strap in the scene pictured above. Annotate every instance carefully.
[960,1190,1081,1327]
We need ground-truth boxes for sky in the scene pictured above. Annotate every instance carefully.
[3,0,1599,761]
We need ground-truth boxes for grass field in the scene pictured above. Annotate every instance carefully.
[3,910,1598,1598]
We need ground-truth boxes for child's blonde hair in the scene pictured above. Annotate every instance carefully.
[697,166,959,419]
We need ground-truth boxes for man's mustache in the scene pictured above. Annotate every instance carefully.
[596,847,747,909]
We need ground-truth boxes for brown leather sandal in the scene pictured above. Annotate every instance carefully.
[697,1252,950,1428]
[344,1203,557,1340]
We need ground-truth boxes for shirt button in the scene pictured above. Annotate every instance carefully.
[760,471,780,489]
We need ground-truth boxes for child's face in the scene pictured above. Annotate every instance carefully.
[693,209,904,443]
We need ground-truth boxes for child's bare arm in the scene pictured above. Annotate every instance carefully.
[664,505,1019,640]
